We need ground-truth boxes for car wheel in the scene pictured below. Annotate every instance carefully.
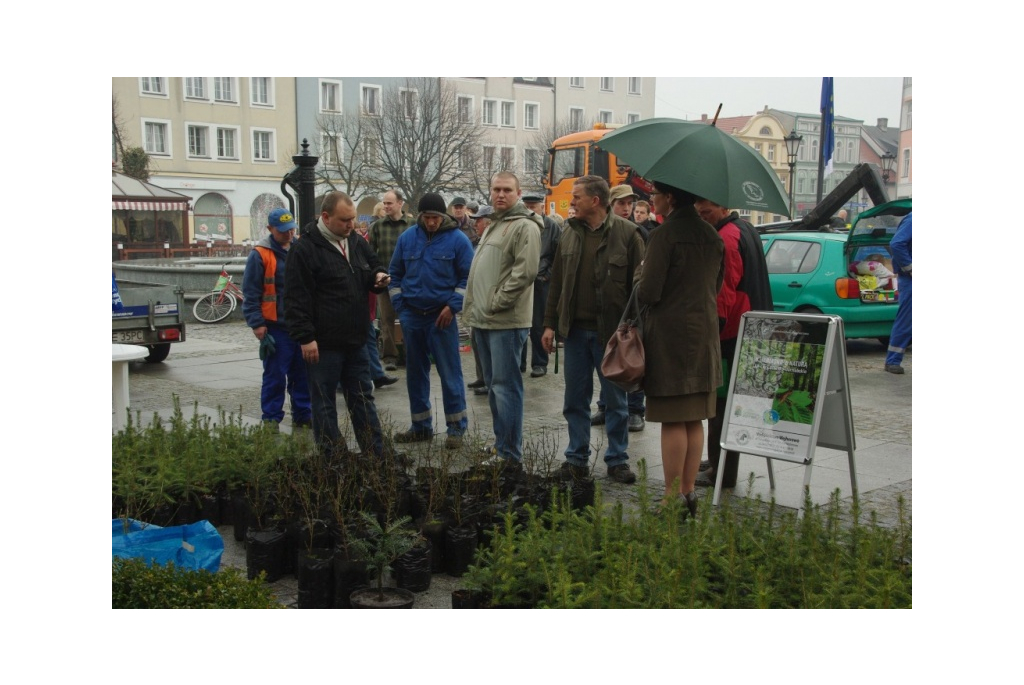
[795,306,823,314]
[145,343,171,363]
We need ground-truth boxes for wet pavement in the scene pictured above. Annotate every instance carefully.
[120,318,911,608]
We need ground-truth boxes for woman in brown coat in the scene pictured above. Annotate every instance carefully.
[637,181,724,516]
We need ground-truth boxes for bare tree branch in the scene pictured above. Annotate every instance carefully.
[362,78,486,207]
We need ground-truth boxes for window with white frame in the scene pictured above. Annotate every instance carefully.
[361,85,381,115]
[836,140,844,163]
[797,172,805,195]
[458,148,472,171]
[363,138,379,161]
[754,142,763,156]
[321,133,340,165]
[140,78,166,96]
[214,77,237,103]
[599,110,613,124]
[499,146,515,170]
[458,96,473,124]
[524,148,544,176]
[811,138,819,161]
[570,77,584,88]
[767,144,775,162]
[901,149,910,177]
[483,146,496,171]
[600,77,613,92]
[400,88,418,119]
[847,140,855,163]
[252,129,275,162]
[184,78,207,100]
[187,124,209,158]
[524,102,539,130]
[760,126,772,135]
[482,99,497,126]
[143,119,170,155]
[320,80,341,113]
[569,107,583,131]
[627,112,640,124]
[501,101,515,127]
[251,78,273,106]
[216,127,239,160]
[628,78,641,95]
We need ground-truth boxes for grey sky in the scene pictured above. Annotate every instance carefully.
[654,77,904,126]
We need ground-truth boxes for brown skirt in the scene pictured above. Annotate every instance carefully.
[646,392,716,423]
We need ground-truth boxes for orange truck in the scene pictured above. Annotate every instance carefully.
[543,123,654,219]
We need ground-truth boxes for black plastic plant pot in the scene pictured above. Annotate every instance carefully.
[444,524,478,577]
[333,549,370,609]
[570,478,596,511]
[394,542,432,593]
[419,519,448,573]
[451,588,488,609]
[231,490,249,542]
[246,527,287,582]
[297,548,335,609]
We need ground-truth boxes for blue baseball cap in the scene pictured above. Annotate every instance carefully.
[268,208,298,231]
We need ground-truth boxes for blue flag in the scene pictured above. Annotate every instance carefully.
[820,77,835,177]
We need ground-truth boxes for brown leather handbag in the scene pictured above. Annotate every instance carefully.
[601,284,645,393]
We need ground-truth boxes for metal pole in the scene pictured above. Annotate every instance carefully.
[291,139,319,229]
[788,162,796,218]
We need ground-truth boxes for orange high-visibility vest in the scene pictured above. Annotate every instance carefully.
[254,246,278,322]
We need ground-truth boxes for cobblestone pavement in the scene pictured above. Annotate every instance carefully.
[123,320,911,608]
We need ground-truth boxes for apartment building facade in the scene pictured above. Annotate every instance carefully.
[112,77,298,246]
[896,77,912,199]
[292,76,656,216]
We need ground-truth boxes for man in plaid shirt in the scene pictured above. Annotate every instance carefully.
[369,188,415,370]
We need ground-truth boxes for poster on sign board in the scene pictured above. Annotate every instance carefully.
[722,315,832,464]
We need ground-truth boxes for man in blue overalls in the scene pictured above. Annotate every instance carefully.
[388,193,476,449]
[885,212,912,374]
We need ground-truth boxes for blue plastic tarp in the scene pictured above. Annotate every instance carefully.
[112,519,224,573]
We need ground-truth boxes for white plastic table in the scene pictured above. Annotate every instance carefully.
[113,344,149,432]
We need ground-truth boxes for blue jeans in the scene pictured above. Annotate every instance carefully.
[563,326,629,467]
[365,323,385,381]
[521,280,550,371]
[305,345,385,459]
[260,326,311,423]
[598,388,646,416]
[886,276,912,366]
[474,327,528,461]
[400,311,468,437]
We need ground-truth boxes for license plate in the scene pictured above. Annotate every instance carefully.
[113,330,147,344]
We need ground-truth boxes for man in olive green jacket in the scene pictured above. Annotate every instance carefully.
[541,175,646,484]
[463,171,542,466]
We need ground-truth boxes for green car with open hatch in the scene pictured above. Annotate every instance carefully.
[759,199,911,344]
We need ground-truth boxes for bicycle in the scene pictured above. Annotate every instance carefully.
[192,264,245,323]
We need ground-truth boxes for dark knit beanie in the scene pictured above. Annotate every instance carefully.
[417,193,447,216]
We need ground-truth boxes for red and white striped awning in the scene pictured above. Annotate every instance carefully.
[112,200,188,211]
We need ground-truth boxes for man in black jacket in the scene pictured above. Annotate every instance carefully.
[285,191,393,462]
[521,192,561,377]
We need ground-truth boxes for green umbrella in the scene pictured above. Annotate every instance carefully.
[597,117,791,216]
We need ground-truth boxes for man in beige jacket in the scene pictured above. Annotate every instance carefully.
[463,172,541,466]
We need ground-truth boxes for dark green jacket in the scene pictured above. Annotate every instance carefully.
[543,212,645,343]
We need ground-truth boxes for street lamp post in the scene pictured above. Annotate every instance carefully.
[881,151,897,189]
[784,129,803,218]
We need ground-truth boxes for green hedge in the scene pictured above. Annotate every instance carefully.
[113,558,283,609]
